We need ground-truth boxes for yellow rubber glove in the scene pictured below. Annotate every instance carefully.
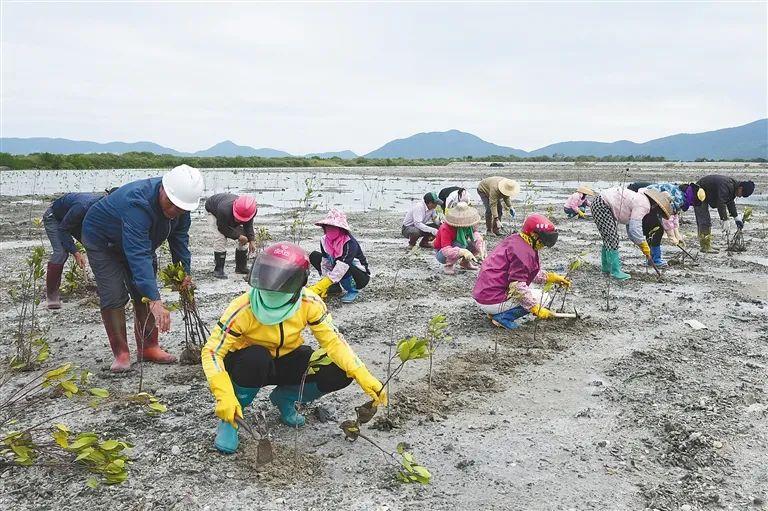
[350,366,388,407]
[577,210,586,218]
[639,241,651,258]
[546,272,571,288]
[208,371,242,427]
[307,276,333,299]
[530,304,553,319]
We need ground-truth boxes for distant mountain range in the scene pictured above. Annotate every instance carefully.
[2,119,765,160]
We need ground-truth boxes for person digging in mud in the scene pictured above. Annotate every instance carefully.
[205,193,258,279]
[438,186,470,211]
[472,213,570,330]
[563,186,595,219]
[82,164,205,372]
[402,192,442,248]
[308,209,370,304]
[202,242,387,454]
[42,187,118,309]
[627,181,707,266]
[433,202,486,275]
[477,176,520,236]
[591,186,672,280]
[692,175,755,253]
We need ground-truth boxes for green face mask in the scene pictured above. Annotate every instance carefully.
[249,288,301,325]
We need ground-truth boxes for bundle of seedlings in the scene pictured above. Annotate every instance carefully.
[0,363,132,486]
[726,206,752,253]
[158,262,208,364]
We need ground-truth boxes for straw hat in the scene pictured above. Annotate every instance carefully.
[498,178,520,198]
[643,189,673,219]
[315,208,351,232]
[445,202,481,228]
[577,186,595,196]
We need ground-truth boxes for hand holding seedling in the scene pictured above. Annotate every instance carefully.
[179,275,194,292]
[149,300,171,332]
[74,251,86,269]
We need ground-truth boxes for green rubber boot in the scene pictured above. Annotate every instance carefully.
[600,247,610,274]
[269,382,326,427]
[606,249,630,281]
[214,384,260,454]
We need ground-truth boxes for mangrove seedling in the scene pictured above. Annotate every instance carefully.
[158,262,208,365]
[8,245,49,371]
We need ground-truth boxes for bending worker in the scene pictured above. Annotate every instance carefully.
[82,164,204,372]
[205,193,258,278]
[693,175,755,253]
[202,242,387,454]
[477,176,519,236]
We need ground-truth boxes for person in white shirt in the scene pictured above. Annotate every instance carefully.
[402,192,443,248]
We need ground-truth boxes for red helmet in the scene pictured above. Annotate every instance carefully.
[521,214,558,248]
[248,242,309,296]
[233,195,258,223]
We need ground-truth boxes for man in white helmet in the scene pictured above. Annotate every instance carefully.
[82,164,205,372]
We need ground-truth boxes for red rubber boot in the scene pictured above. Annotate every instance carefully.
[46,262,65,309]
[133,300,176,364]
[101,308,131,372]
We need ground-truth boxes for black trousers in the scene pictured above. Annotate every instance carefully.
[642,214,664,248]
[224,345,352,393]
[309,251,370,289]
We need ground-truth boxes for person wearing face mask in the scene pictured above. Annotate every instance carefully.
[81,164,205,372]
[202,242,387,454]
[307,209,370,304]
[472,214,570,330]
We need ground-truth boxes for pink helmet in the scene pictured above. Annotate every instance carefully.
[232,195,258,223]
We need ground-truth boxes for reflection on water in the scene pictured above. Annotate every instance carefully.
[1,168,764,214]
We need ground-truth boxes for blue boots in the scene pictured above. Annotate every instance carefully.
[214,384,260,454]
[490,306,529,330]
[649,245,668,268]
[340,276,359,303]
[269,382,326,427]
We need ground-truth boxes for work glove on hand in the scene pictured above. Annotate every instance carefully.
[638,241,651,259]
[209,372,242,427]
[307,276,333,298]
[735,218,744,230]
[458,248,476,261]
[530,304,553,320]
[350,366,388,407]
[577,210,586,218]
[546,272,572,288]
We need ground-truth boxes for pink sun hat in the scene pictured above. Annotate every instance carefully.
[315,208,352,232]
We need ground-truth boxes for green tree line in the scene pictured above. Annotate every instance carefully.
[0,151,761,170]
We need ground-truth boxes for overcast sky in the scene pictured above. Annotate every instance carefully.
[1,1,766,154]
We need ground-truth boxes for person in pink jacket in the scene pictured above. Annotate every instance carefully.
[472,214,570,330]
[591,186,672,280]
[563,186,595,219]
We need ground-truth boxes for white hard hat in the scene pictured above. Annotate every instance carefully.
[162,164,204,211]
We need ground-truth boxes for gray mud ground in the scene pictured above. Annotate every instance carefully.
[0,163,767,511]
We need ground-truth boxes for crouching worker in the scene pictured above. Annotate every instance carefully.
[205,193,258,278]
[402,192,442,248]
[308,209,370,303]
[563,186,594,219]
[202,242,387,454]
[472,214,570,330]
[434,202,486,275]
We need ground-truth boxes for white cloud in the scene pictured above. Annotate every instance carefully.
[1,1,765,154]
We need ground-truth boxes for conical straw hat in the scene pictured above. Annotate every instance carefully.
[577,186,595,196]
[643,189,673,219]
[445,202,481,227]
[499,178,520,198]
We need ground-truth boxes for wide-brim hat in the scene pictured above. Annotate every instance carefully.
[577,186,595,196]
[445,202,481,227]
[499,178,520,198]
[315,208,351,232]
[643,189,673,219]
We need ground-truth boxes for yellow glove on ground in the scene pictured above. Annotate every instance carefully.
[530,304,553,319]
[307,276,333,299]
[208,371,242,427]
[350,366,388,407]
[546,272,571,288]
[639,241,651,258]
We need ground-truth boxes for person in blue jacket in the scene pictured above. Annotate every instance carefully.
[43,188,117,309]
[81,165,205,372]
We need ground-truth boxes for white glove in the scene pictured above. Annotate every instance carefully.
[458,248,476,261]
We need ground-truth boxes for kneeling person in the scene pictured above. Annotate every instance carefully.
[202,242,387,454]
[472,214,570,330]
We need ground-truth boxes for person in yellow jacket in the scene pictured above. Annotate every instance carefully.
[202,242,387,454]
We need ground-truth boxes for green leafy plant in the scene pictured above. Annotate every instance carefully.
[8,245,49,370]
[286,176,319,243]
[424,315,450,399]
[253,226,272,255]
[158,262,208,365]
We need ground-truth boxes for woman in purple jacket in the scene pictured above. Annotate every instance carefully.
[472,214,570,330]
